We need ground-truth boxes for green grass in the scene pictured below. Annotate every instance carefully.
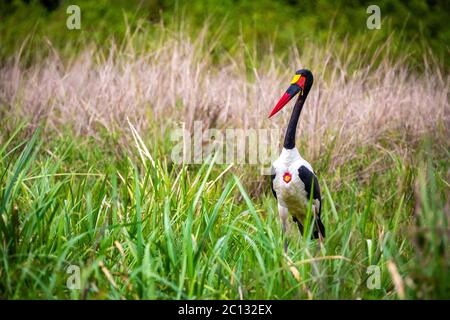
[1,0,449,69]
[0,126,448,299]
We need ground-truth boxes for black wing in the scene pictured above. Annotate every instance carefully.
[298,165,325,238]
[298,165,321,202]
[270,168,277,199]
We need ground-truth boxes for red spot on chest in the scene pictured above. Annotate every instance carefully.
[283,172,292,183]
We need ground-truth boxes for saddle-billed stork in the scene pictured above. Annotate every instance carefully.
[269,69,325,252]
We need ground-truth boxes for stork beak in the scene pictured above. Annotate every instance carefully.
[268,75,305,118]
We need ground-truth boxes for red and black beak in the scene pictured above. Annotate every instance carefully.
[268,74,306,118]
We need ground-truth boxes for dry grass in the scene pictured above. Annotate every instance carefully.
[1,28,449,170]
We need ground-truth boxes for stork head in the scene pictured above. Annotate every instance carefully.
[268,69,314,118]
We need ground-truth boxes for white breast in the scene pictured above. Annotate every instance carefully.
[272,148,316,219]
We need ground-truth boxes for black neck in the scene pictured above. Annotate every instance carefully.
[283,97,305,149]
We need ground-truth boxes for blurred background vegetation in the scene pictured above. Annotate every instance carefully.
[0,0,449,68]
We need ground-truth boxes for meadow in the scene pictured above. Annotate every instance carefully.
[0,2,449,299]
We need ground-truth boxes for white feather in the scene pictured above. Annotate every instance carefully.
[272,147,318,222]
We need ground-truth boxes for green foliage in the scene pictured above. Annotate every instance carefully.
[0,0,448,67]
[0,126,448,299]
